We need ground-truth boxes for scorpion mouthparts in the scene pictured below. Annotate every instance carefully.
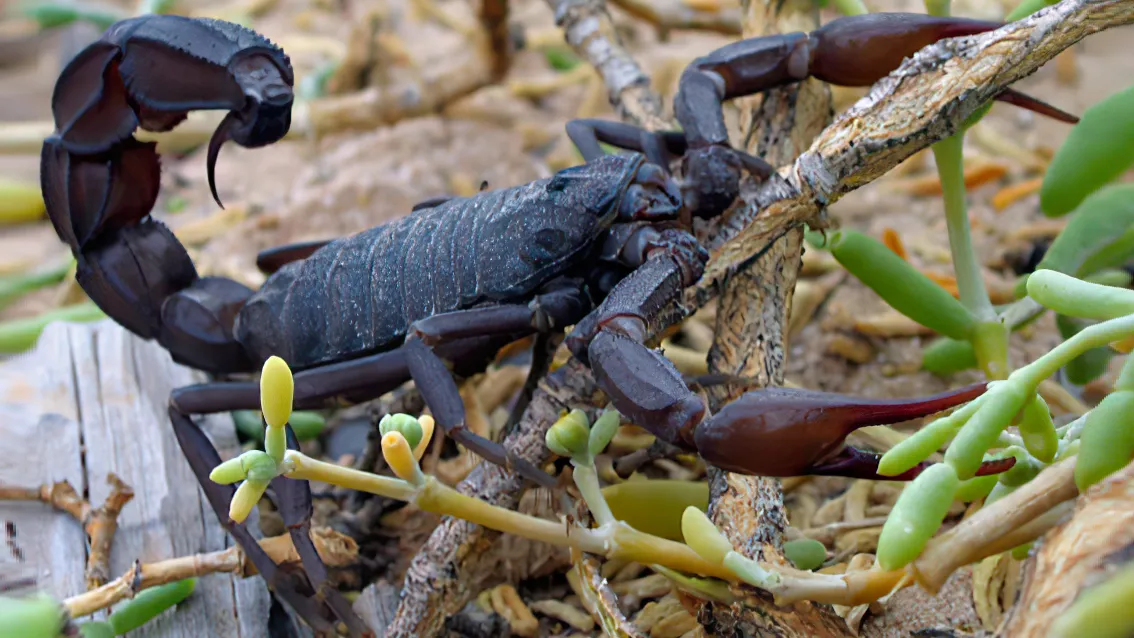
[207,112,238,210]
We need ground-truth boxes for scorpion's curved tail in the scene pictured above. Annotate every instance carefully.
[42,136,257,374]
[41,15,296,375]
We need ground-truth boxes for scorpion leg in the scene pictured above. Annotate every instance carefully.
[675,14,1078,163]
[167,405,345,633]
[502,330,562,433]
[565,119,688,170]
[404,288,593,487]
[272,426,373,637]
[255,239,333,275]
[411,196,456,211]
[566,228,710,449]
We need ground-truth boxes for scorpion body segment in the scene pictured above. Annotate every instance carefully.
[237,155,660,369]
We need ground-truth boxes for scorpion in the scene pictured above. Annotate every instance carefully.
[40,12,1072,634]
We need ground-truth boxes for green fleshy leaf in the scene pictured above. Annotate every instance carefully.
[877,463,960,571]
[1041,85,1134,217]
[829,229,976,340]
[108,579,196,635]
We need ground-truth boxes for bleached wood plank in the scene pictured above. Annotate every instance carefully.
[0,322,87,602]
[0,321,271,637]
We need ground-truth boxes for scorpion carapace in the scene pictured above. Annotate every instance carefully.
[566,12,1080,218]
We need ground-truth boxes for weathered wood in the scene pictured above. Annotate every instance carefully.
[0,320,272,637]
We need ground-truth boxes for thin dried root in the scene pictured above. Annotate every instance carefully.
[0,480,91,521]
[480,0,511,80]
[0,475,136,591]
[530,599,595,632]
[84,475,135,590]
[1055,46,1078,85]
[64,527,357,619]
[991,177,1044,211]
[853,312,937,338]
[489,584,540,637]
[509,64,596,98]
[911,458,1079,593]
[608,0,742,36]
[881,228,908,260]
[969,124,1050,172]
[887,161,1009,196]
[1008,219,1067,242]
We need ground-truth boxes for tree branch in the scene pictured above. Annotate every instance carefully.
[544,0,671,129]
[689,0,1134,302]
[697,1,850,634]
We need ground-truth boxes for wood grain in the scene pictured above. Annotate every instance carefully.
[0,321,272,637]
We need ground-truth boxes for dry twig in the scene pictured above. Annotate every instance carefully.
[64,527,357,619]
[608,0,742,36]
[1,475,136,590]
[998,460,1134,636]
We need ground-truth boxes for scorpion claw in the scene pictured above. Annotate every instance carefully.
[806,447,1017,481]
[206,112,237,209]
[692,383,991,479]
[996,88,1080,124]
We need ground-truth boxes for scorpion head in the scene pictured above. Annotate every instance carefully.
[678,145,743,220]
[206,51,294,208]
[547,153,682,226]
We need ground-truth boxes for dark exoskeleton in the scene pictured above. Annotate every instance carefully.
[41,12,1064,635]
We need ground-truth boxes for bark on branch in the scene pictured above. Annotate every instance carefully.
[697,1,850,635]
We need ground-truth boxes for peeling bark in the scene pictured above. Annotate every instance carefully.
[698,1,850,635]
[999,460,1134,636]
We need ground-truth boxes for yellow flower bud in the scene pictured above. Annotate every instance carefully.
[260,356,294,429]
[209,456,248,485]
[382,432,420,484]
[681,506,733,566]
[229,479,269,524]
[545,409,590,458]
[414,415,435,461]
